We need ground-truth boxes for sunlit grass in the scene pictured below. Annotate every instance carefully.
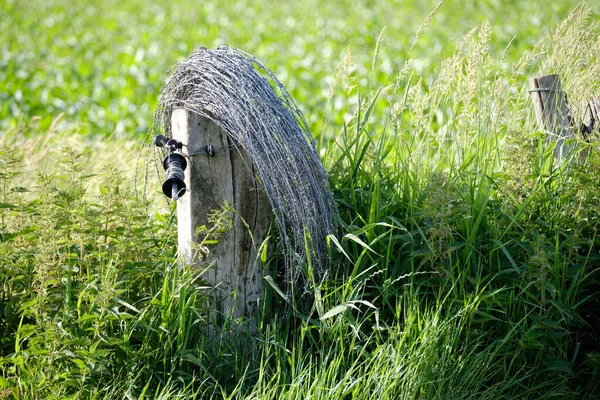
[1,1,600,399]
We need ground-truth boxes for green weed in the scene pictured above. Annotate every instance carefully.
[2,1,600,399]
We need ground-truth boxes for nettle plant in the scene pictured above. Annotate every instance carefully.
[0,146,213,398]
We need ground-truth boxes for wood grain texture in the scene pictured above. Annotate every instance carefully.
[172,108,271,329]
[529,74,573,159]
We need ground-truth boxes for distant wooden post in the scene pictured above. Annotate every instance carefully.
[172,108,271,330]
[582,98,600,140]
[529,74,574,159]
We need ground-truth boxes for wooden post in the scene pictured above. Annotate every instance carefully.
[172,108,271,330]
[529,74,574,159]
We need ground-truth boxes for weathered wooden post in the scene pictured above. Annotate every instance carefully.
[529,74,574,159]
[171,109,271,327]
[151,47,335,332]
[582,98,600,140]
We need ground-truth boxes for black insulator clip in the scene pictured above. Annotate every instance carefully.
[155,135,184,152]
[162,153,187,201]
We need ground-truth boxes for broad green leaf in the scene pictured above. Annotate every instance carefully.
[264,275,287,302]
[327,234,353,263]
[72,359,87,370]
[343,233,379,255]
[320,304,350,320]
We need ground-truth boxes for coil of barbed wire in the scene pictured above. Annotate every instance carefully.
[145,46,336,289]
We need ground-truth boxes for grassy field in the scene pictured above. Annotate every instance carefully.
[2,0,600,398]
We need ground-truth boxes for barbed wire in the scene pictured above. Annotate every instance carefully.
[145,46,336,286]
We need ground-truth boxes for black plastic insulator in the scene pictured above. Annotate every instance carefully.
[162,163,186,200]
[166,139,184,151]
[162,153,187,200]
[154,135,167,147]
[162,153,187,171]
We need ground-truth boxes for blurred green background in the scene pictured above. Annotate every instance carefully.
[2,0,597,140]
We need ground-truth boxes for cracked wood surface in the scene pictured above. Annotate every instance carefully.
[172,108,271,329]
[529,74,574,159]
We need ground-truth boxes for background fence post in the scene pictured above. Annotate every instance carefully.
[529,74,574,159]
[582,98,600,140]
[171,108,271,331]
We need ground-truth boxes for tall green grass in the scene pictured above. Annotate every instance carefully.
[1,2,600,399]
